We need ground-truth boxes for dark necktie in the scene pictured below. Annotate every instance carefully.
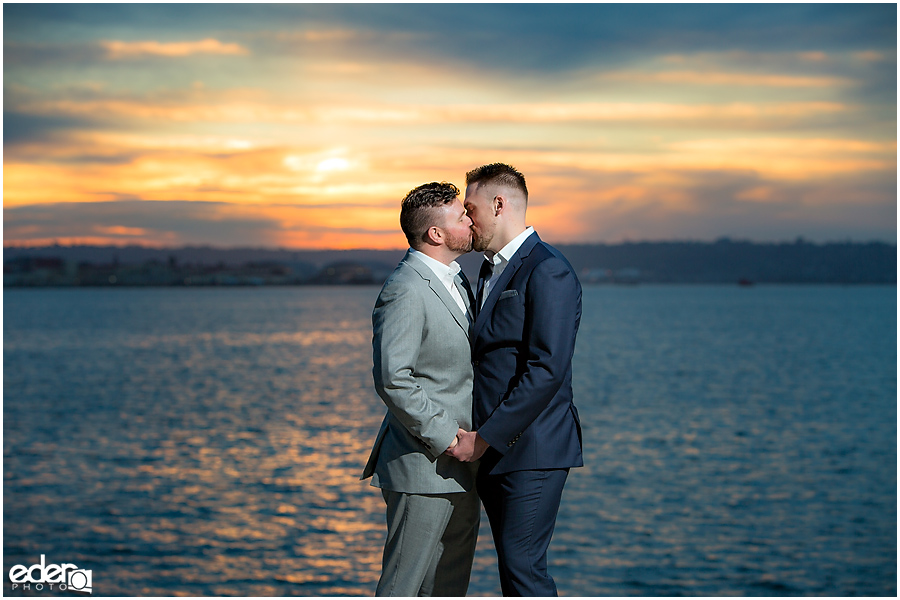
[476,258,493,315]
[457,270,475,309]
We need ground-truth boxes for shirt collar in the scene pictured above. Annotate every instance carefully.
[486,226,535,268]
[410,248,460,281]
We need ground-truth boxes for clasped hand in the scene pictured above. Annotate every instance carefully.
[444,428,489,462]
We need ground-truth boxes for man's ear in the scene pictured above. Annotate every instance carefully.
[425,225,443,246]
[493,195,504,216]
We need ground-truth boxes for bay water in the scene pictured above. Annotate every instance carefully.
[3,285,896,596]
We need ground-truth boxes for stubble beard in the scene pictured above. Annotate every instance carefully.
[446,230,474,254]
[471,226,493,253]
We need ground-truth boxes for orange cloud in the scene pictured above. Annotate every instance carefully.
[3,163,114,206]
[736,186,777,202]
[100,38,248,58]
[258,204,403,249]
[4,236,176,248]
[6,126,893,219]
[664,138,896,179]
[94,225,150,237]
[798,51,829,62]
[12,92,851,127]
[668,138,895,155]
[458,141,894,185]
[854,51,886,62]
[271,29,368,44]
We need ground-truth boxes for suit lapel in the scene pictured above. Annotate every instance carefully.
[457,269,475,310]
[404,252,471,336]
[473,233,541,338]
[455,271,475,330]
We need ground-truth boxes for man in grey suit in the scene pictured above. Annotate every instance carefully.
[361,181,480,596]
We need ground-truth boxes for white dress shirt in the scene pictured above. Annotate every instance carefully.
[409,249,467,313]
[479,226,535,307]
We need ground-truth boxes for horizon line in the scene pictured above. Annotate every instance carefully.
[3,236,896,253]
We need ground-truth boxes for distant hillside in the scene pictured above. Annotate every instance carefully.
[2,244,408,269]
[557,238,897,284]
[4,238,896,286]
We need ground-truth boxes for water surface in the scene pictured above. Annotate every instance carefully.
[4,285,896,595]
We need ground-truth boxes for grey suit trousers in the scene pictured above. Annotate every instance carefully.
[377,489,480,597]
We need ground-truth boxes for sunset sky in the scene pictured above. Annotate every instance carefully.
[3,3,897,249]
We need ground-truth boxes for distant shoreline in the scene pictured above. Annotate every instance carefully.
[4,239,896,286]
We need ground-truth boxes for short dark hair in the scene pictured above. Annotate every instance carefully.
[465,163,528,201]
[399,181,460,248]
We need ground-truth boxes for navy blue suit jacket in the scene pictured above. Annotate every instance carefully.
[472,232,583,475]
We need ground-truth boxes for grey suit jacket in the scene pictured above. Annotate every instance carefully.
[361,250,478,494]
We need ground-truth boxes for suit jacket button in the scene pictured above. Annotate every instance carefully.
[472,360,479,366]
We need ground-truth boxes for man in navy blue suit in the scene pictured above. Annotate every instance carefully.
[446,163,583,596]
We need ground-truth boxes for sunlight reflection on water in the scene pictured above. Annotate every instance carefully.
[4,285,896,596]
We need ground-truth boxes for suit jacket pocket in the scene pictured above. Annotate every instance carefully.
[489,288,525,339]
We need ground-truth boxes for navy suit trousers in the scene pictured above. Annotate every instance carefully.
[477,468,569,597]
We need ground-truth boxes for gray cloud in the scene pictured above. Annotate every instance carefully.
[2,111,98,145]
[4,200,281,246]
[3,199,406,246]
[5,4,895,74]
